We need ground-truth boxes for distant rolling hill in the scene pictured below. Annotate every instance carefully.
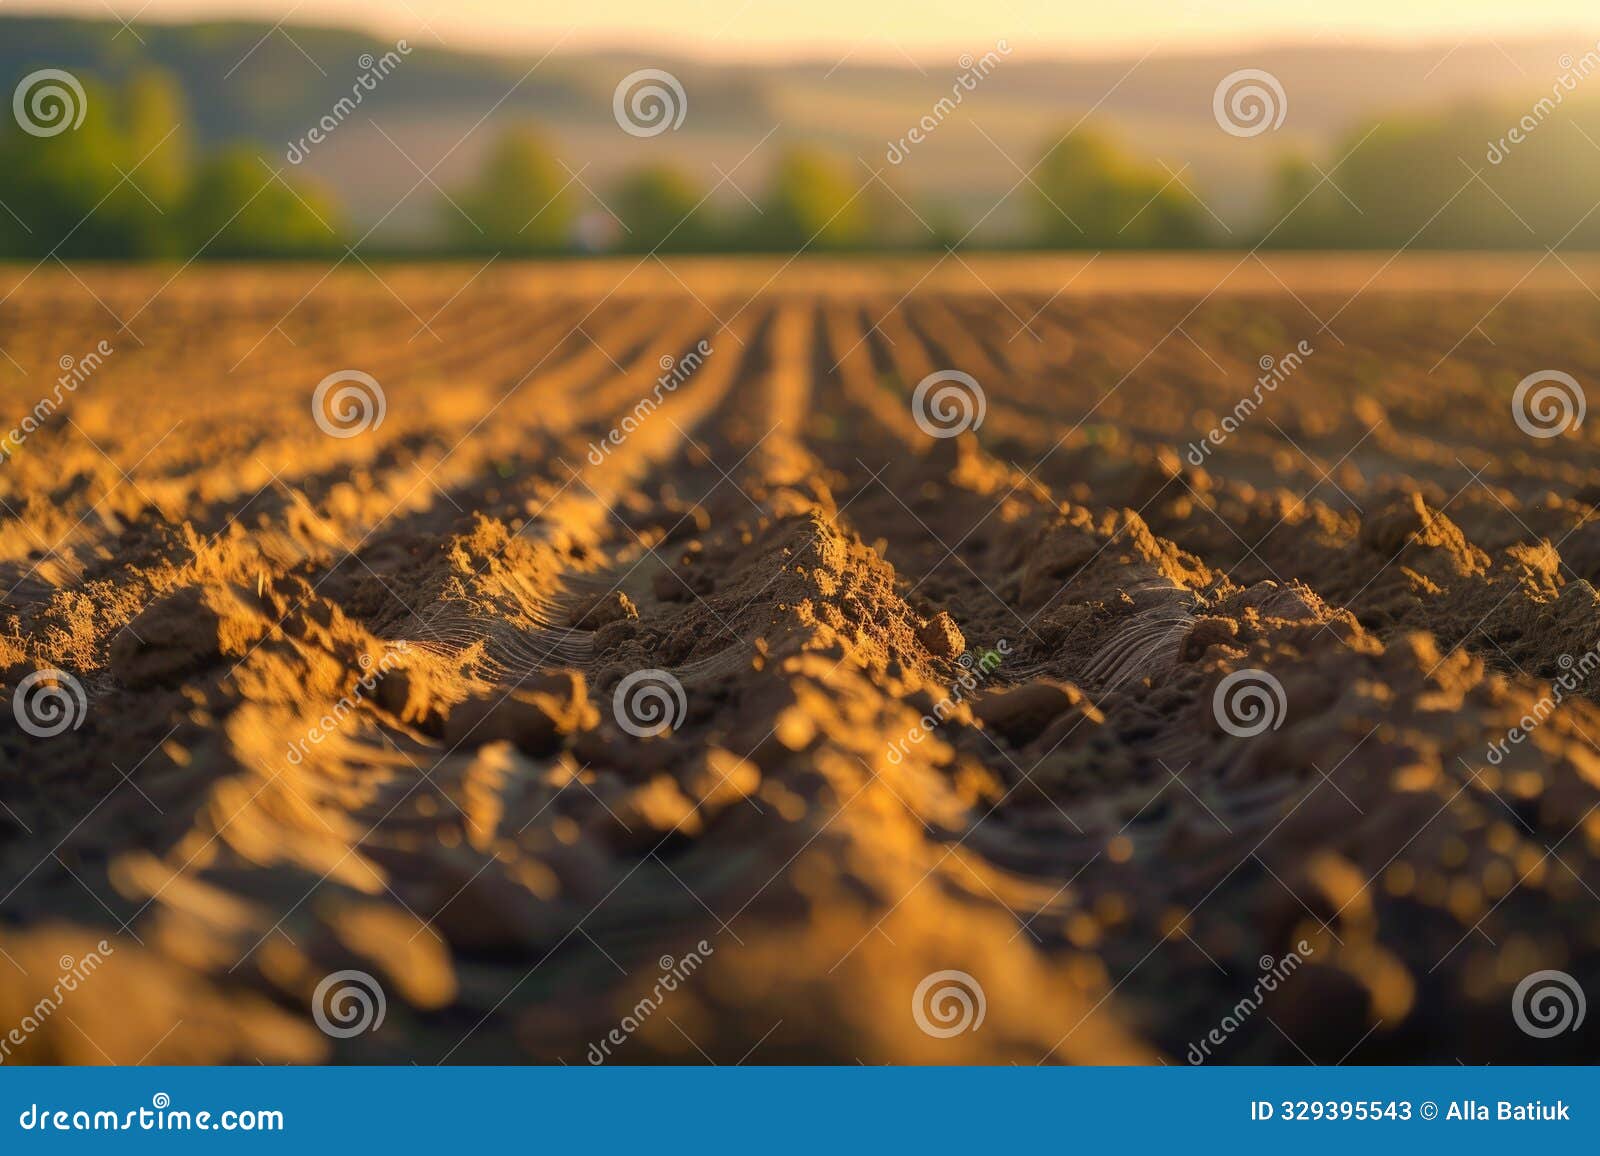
[0,15,1592,242]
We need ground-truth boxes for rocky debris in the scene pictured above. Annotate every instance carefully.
[1181,616,1240,660]
[974,680,1090,745]
[568,590,638,629]
[1359,492,1488,576]
[443,669,598,756]
[110,586,226,687]
[917,611,966,659]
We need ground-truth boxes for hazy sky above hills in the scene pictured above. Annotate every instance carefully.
[13,0,1600,59]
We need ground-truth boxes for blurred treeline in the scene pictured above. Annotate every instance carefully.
[5,65,1600,257]
[0,71,339,258]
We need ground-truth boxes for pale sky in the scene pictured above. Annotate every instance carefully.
[13,0,1600,60]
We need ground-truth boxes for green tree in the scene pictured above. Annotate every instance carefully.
[0,74,126,258]
[0,68,200,259]
[1260,102,1600,249]
[182,147,341,257]
[100,69,193,257]
[1261,154,1347,248]
[1030,130,1207,249]
[446,126,574,252]
[753,148,871,250]
[611,164,707,252]
[120,70,191,208]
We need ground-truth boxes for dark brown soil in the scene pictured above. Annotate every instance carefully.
[1,256,1597,1064]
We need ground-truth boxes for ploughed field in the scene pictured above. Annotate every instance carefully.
[1,256,1598,1064]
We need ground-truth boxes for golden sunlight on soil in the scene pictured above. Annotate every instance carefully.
[1,256,1597,1063]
